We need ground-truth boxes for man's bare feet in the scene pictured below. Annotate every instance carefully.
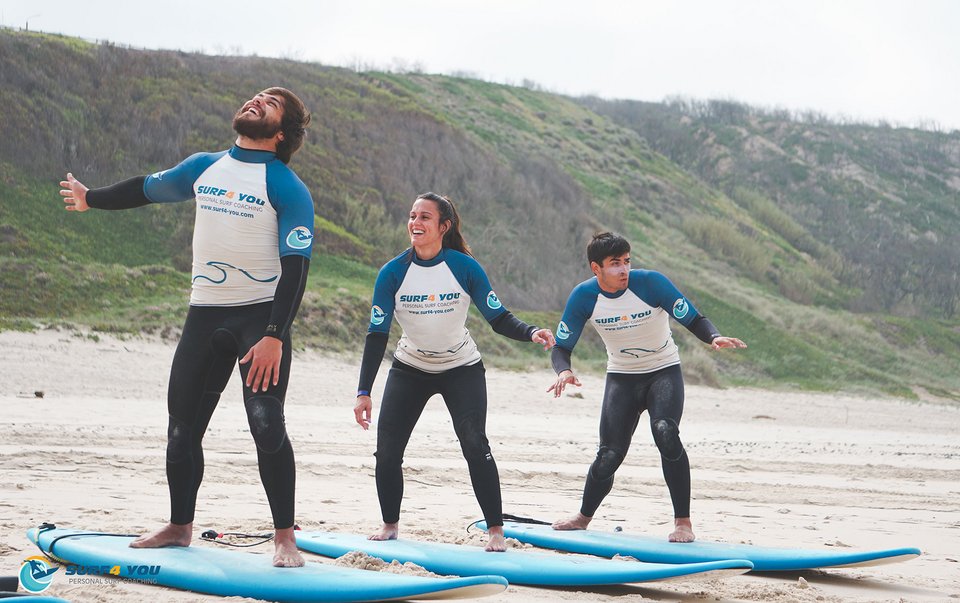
[668,517,695,542]
[273,527,304,567]
[485,526,507,552]
[552,512,592,531]
[130,523,192,548]
[369,522,399,541]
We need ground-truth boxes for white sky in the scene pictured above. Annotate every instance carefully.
[4,0,958,131]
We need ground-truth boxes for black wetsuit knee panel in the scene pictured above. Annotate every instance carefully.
[454,414,493,462]
[652,418,684,462]
[166,417,194,464]
[589,446,624,482]
[245,396,288,454]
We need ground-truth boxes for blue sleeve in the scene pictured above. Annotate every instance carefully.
[445,251,507,323]
[555,281,598,352]
[367,255,409,335]
[143,151,224,204]
[267,162,315,259]
[629,270,701,327]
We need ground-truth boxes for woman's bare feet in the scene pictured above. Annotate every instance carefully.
[369,522,399,541]
[273,527,304,567]
[668,517,695,542]
[552,512,592,531]
[485,526,507,552]
[130,523,192,548]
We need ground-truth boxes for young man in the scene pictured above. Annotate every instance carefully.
[59,87,314,567]
[548,232,746,542]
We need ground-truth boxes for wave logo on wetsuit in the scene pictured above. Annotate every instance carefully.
[19,556,58,593]
[557,321,572,340]
[486,291,502,310]
[672,298,689,320]
[192,261,279,284]
[285,226,314,250]
[370,305,387,326]
[620,339,670,358]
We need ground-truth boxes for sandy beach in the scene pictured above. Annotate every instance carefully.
[2,328,958,602]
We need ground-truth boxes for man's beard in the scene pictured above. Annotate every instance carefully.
[233,110,282,140]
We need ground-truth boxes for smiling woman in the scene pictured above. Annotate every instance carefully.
[352,191,556,553]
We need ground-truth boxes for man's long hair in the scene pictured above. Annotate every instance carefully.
[265,86,310,164]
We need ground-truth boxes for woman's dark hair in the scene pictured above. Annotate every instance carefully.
[264,86,310,164]
[587,232,630,266]
[416,192,472,256]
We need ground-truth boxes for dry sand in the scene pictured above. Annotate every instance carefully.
[2,328,958,602]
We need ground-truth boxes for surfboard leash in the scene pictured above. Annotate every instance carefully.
[466,513,551,533]
[200,526,294,548]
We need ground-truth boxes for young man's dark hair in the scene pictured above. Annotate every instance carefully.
[587,232,630,266]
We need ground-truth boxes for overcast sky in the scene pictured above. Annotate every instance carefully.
[4,0,958,131]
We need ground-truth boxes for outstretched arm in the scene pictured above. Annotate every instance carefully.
[60,173,153,211]
[488,311,555,349]
[686,315,746,350]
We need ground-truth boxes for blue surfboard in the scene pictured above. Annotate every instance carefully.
[295,531,753,585]
[28,527,507,602]
[485,521,921,572]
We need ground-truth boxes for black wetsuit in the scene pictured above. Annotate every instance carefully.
[87,146,314,529]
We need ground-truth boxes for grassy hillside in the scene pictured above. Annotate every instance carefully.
[1,29,958,400]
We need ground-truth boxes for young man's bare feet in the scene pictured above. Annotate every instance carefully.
[485,526,507,552]
[130,523,192,548]
[273,527,304,567]
[552,512,592,531]
[668,517,695,542]
[369,522,399,541]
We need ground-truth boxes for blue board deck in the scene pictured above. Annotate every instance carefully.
[484,521,921,572]
[295,531,753,585]
[28,527,507,602]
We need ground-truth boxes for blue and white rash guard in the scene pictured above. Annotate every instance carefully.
[368,248,511,372]
[555,270,710,374]
[143,146,314,306]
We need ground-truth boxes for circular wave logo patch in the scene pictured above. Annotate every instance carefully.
[19,555,58,593]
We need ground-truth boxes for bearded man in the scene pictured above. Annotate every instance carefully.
[59,88,314,567]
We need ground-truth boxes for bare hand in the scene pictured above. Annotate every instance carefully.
[240,336,283,393]
[547,370,581,398]
[354,395,373,430]
[60,172,90,212]
[531,328,555,350]
[711,336,747,350]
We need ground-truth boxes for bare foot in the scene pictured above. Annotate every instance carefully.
[552,512,592,531]
[369,522,398,541]
[130,523,192,548]
[668,518,695,542]
[273,527,304,567]
[485,526,506,552]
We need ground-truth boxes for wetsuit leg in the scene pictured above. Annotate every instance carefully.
[437,361,503,527]
[235,303,297,530]
[166,306,236,525]
[644,365,690,518]
[374,360,434,524]
[580,373,644,517]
